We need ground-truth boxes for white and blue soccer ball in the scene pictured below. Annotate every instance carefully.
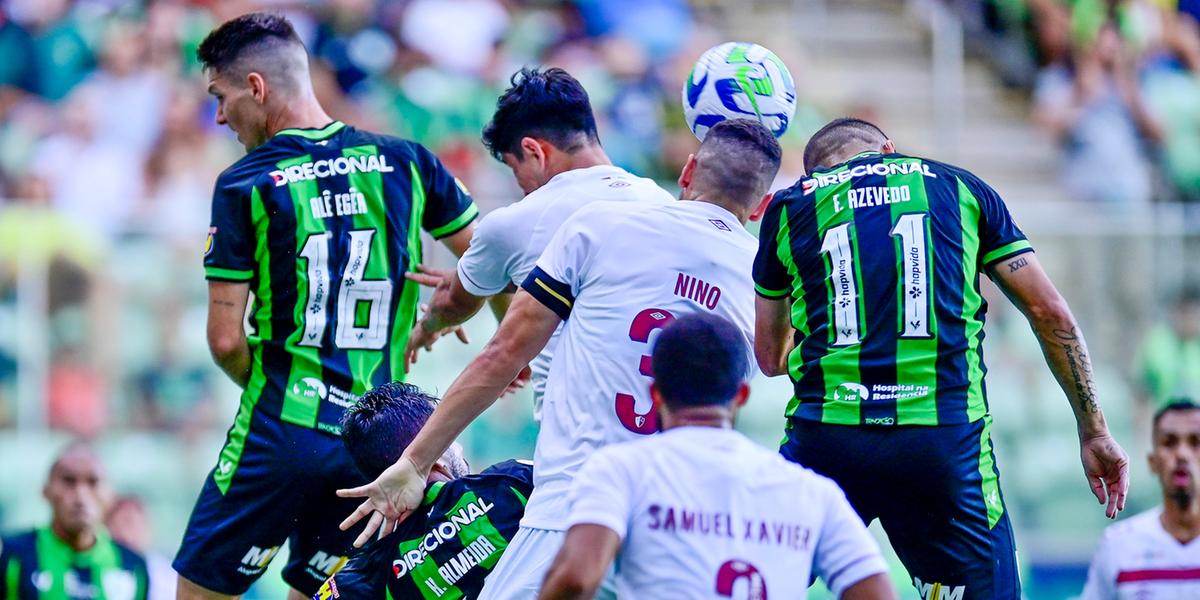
[682,42,797,141]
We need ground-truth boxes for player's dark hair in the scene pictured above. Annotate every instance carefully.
[1152,398,1200,439]
[481,67,600,161]
[341,382,438,479]
[651,313,749,409]
[692,118,782,207]
[803,117,889,174]
[197,12,303,74]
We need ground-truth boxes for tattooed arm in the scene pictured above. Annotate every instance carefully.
[207,281,252,388]
[990,252,1129,518]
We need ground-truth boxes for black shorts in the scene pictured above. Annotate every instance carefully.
[780,417,1019,600]
[173,409,368,596]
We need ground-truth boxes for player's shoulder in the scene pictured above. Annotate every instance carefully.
[111,538,148,570]
[437,459,535,503]
[559,198,652,235]
[339,125,429,161]
[215,142,297,192]
[0,529,36,558]
[906,154,995,191]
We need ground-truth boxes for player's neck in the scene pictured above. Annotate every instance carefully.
[662,406,735,430]
[50,521,97,552]
[266,100,335,138]
[556,145,612,174]
[1160,493,1200,544]
[824,144,881,169]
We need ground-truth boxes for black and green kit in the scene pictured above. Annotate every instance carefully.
[314,460,533,600]
[753,151,1033,427]
[1,528,149,600]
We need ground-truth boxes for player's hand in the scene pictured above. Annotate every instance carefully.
[337,456,428,547]
[404,304,470,373]
[404,264,452,289]
[1080,432,1130,519]
[502,365,532,397]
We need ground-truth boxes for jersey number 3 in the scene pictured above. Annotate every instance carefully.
[615,308,676,435]
[819,213,931,346]
[298,230,393,350]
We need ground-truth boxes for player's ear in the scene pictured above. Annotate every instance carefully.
[733,383,750,409]
[247,72,268,104]
[650,384,669,430]
[881,139,896,154]
[748,192,774,222]
[677,154,697,190]
[520,137,546,167]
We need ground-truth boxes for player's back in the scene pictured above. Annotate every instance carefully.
[458,165,673,418]
[313,460,534,600]
[204,121,476,435]
[755,151,1032,427]
[521,199,758,530]
[584,428,883,599]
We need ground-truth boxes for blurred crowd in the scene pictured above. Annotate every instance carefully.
[0,0,731,435]
[972,0,1200,205]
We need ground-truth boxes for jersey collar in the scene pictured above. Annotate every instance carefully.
[275,121,345,141]
[848,150,882,161]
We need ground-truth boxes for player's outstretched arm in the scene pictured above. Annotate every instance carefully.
[206,281,252,388]
[754,295,794,377]
[538,524,621,600]
[338,290,560,545]
[840,574,896,600]
[990,252,1130,518]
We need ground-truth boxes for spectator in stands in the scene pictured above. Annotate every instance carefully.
[1034,21,1162,207]
[106,495,176,600]
[1081,399,1200,599]
[1136,286,1200,410]
[1144,12,1200,202]
[0,443,150,599]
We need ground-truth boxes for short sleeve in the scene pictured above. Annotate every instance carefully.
[414,144,478,239]
[811,479,888,598]
[204,175,256,282]
[959,172,1033,267]
[1079,530,1117,600]
[457,210,522,296]
[753,194,792,299]
[312,536,392,600]
[565,449,635,540]
[520,208,598,321]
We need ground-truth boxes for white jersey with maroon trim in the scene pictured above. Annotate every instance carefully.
[1081,507,1200,600]
[456,165,673,421]
[567,427,888,599]
[518,199,758,531]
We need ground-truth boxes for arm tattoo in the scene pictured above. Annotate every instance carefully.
[1053,327,1100,414]
[1007,256,1029,272]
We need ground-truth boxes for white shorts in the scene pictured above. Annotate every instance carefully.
[478,526,617,600]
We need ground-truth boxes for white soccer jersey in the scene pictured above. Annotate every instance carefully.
[567,427,888,599]
[518,199,759,531]
[456,165,673,419]
[1081,507,1200,600]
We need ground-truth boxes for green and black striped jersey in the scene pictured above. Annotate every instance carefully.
[0,528,149,600]
[313,460,533,600]
[753,152,1032,427]
[202,121,477,491]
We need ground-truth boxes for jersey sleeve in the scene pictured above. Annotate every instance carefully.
[204,174,256,282]
[456,209,522,296]
[959,172,1034,267]
[520,207,600,321]
[0,537,12,599]
[413,144,478,240]
[1079,529,1118,600]
[810,478,888,598]
[752,193,793,299]
[565,449,634,540]
[312,537,392,600]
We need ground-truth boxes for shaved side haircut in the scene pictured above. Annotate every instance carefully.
[692,118,783,208]
[197,12,311,93]
[803,118,889,174]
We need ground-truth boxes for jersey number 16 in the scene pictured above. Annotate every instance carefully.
[298,229,393,350]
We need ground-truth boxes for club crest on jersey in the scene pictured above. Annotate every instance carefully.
[204,227,216,257]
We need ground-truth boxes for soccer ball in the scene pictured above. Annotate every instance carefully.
[682,42,797,141]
